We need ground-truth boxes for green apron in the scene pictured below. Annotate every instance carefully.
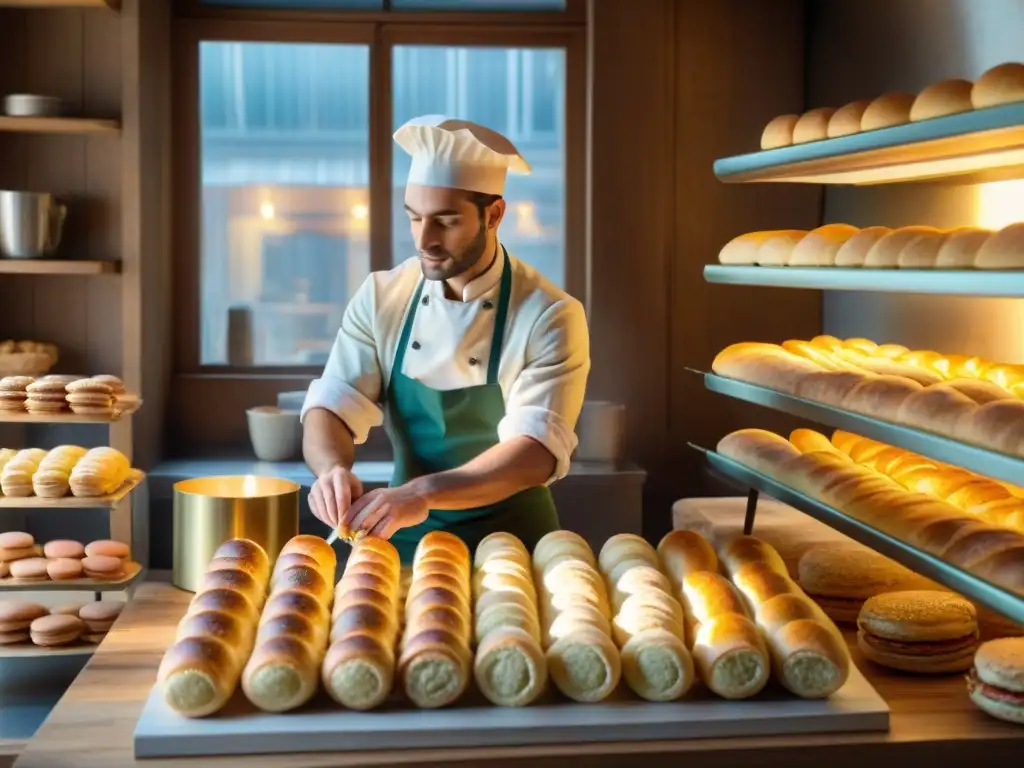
[385,246,561,564]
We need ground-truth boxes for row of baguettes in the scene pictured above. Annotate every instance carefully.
[241,536,336,712]
[711,342,1024,459]
[471,533,547,706]
[596,534,694,701]
[157,539,271,717]
[324,537,402,710]
[772,335,1024,396]
[760,61,1024,148]
[791,428,1024,533]
[534,531,622,702]
[717,428,1024,595]
[718,222,1024,269]
[398,531,474,708]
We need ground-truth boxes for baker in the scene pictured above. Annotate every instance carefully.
[301,115,590,564]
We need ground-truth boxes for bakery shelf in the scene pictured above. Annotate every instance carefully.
[0,642,96,659]
[0,0,118,8]
[700,371,1024,486]
[0,116,120,136]
[0,260,120,276]
[702,265,1024,298]
[0,399,142,424]
[0,561,142,592]
[691,444,1024,625]
[0,470,144,509]
[713,103,1024,186]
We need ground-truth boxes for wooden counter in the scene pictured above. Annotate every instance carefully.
[14,582,1024,768]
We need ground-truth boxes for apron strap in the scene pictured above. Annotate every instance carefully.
[391,277,426,379]
[487,246,513,386]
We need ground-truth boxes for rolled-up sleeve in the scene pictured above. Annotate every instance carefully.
[497,297,590,482]
[300,277,384,444]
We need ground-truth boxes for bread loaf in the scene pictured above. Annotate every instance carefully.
[535,530,621,702]
[757,230,808,266]
[897,229,948,268]
[792,107,836,144]
[471,532,547,706]
[397,531,472,708]
[157,539,270,717]
[834,226,892,266]
[861,92,915,130]
[864,226,943,268]
[974,223,1024,269]
[761,114,800,149]
[910,79,974,121]
[971,62,1024,108]
[788,224,859,266]
[596,534,694,701]
[935,227,993,268]
[827,100,871,138]
[322,536,400,710]
[719,537,850,698]
[242,535,335,712]
[656,530,770,699]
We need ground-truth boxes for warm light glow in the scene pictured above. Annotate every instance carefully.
[771,147,1024,185]
[259,202,275,220]
[242,474,258,497]
[513,201,543,237]
[976,180,1024,229]
[351,203,369,220]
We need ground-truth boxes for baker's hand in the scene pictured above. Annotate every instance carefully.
[343,485,429,541]
[308,465,364,529]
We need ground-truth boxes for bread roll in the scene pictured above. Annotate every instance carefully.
[242,535,335,712]
[760,114,800,149]
[532,530,596,573]
[935,227,993,268]
[756,230,808,266]
[954,399,1024,456]
[657,529,719,591]
[32,445,87,498]
[158,539,270,717]
[827,100,871,138]
[719,536,789,577]
[68,447,131,497]
[788,224,859,266]
[598,533,658,575]
[717,428,802,477]
[0,449,47,497]
[841,376,924,420]
[473,626,548,707]
[792,107,836,144]
[398,532,472,708]
[794,370,871,407]
[896,384,980,435]
[861,92,915,130]
[897,229,948,268]
[864,226,943,268]
[691,613,769,699]
[711,343,823,394]
[323,536,401,710]
[834,226,892,266]
[975,223,1024,269]
[719,231,783,265]
[910,78,974,120]
[971,62,1024,108]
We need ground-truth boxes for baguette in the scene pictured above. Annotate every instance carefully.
[398,531,472,708]
[471,532,547,706]
[242,535,335,712]
[157,539,270,717]
[719,537,850,699]
[322,536,400,710]
[534,530,621,702]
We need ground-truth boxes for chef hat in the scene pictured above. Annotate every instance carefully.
[394,115,532,196]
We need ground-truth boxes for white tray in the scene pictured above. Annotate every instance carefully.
[133,664,889,759]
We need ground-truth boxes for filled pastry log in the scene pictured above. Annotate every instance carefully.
[157,539,270,717]
[1,449,48,497]
[398,531,473,708]
[533,530,621,703]
[657,530,770,700]
[596,533,694,701]
[32,445,88,498]
[322,536,401,710]
[471,532,548,706]
[69,446,132,497]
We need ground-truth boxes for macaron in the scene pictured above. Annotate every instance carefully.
[9,557,50,581]
[0,562,8,578]
[0,630,29,644]
[0,545,40,563]
[43,539,85,559]
[49,603,87,617]
[47,557,84,580]
[30,614,84,647]
[84,540,130,560]
[0,531,34,550]
[79,601,123,632]
[967,637,1024,724]
[0,600,49,632]
[82,555,124,580]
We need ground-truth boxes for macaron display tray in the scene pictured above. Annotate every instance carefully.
[133,664,889,759]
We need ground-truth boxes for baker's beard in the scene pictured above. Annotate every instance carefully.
[419,224,489,281]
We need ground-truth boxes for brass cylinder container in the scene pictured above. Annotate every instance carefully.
[172,475,300,592]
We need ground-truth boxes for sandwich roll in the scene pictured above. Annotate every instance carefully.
[897,229,948,268]
[827,99,871,138]
[691,612,769,700]
[719,231,784,265]
[532,530,597,574]
[861,91,915,130]
[323,536,402,710]
[719,536,789,578]
[620,628,695,702]
[158,538,270,717]
[756,230,808,266]
[473,626,548,707]
[656,529,719,591]
[792,107,836,144]
[598,533,659,575]
[975,222,1024,269]
[546,625,621,703]
[971,62,1024,109]
[864,226,943,268]
[910,78,974,121]
[834,226,892,266]
[788,224,859,266]
[761,115,800,149]
[935,227,993,268]
[679,570,750,643]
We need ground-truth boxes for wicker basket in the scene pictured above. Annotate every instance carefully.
[0,342,59,378]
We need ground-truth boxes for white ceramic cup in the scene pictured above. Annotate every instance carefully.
[246,406,302,462]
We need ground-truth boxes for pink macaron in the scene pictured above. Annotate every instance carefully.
[84,540,130,560]
[43,540,85,559]
[82,555,124,580]
[47,558,84,580]
[0,532,33,550]
[9,557,49,581]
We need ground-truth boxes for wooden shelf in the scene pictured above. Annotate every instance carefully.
[0,399,141,424]
[0,561,142,592]
[0,116,120,136]
[702,265,1024,298]
[0,0,119,8]
[0,260,119,276]
[0,642,97,659]
[0,470,144,509]
[713,102,1024,186]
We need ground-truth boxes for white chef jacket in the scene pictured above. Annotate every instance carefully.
[301,248,590,482]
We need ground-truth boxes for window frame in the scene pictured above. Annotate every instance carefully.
[169,2,588,451]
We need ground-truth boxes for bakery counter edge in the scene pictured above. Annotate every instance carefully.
[13,581,1024,768]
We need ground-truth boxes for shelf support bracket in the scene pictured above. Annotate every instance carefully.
[743,488,759,535]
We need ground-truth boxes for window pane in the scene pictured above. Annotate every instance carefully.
[390,0,565,8]
[391,45,566,287]
[198,41,370,367]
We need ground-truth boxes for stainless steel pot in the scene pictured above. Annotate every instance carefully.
[0,191,66,259]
